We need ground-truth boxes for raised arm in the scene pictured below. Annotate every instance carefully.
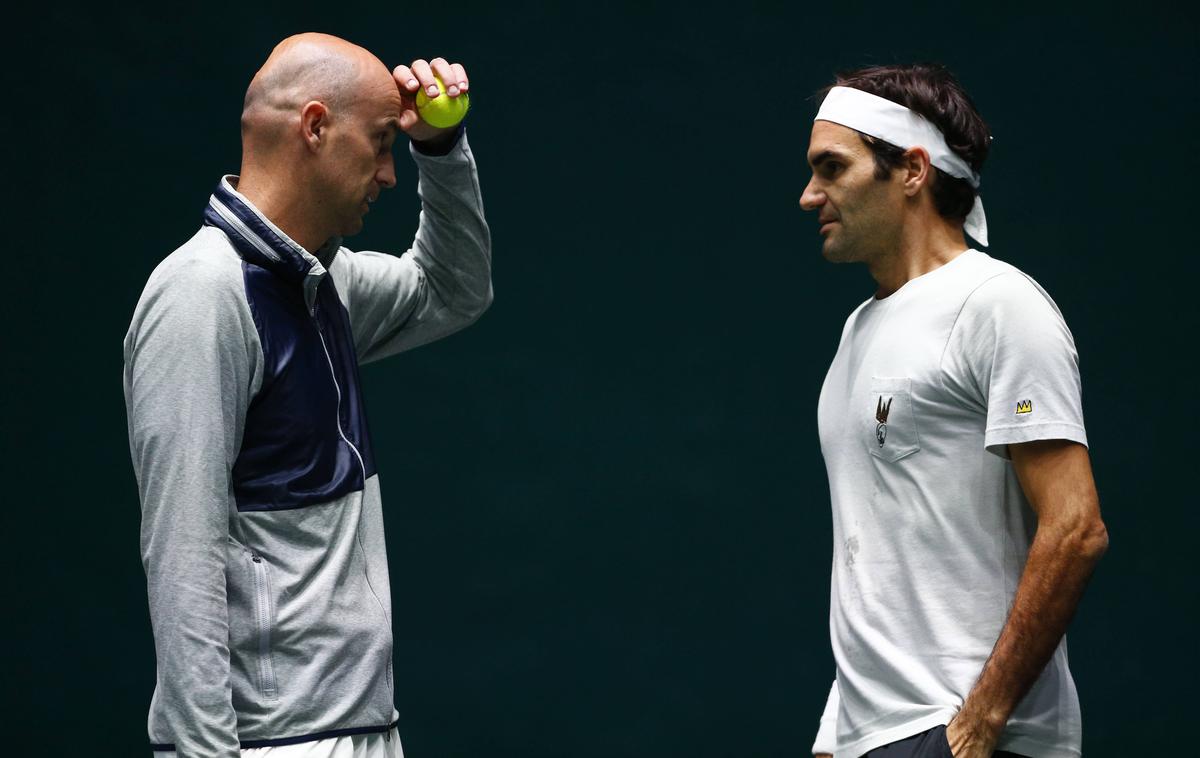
[334,57,492,364]
[336,130,492,363]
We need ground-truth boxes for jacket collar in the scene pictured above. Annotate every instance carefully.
[202,175,341,310]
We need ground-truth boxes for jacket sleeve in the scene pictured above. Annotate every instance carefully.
[123,249,258,758]
[335,129,493,365]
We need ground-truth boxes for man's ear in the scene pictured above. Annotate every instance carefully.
[300,100,330,153]
[901,146,932,197]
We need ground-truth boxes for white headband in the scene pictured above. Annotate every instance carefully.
[815,86,988,247]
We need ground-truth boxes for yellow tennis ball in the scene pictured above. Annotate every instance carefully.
[415,75,470,129]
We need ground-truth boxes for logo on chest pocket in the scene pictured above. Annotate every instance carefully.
[868,377,921,462]
[875,396,893,447]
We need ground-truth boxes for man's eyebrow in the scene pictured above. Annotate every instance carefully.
[809,149,847,168]
[380,117,401,134]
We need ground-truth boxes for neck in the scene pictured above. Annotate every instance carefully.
[235,164,329,254]
[868,215,969,298]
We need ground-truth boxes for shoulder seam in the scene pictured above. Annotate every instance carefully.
[937,271,1023,396]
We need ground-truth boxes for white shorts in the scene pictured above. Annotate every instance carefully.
[158,727,404,758]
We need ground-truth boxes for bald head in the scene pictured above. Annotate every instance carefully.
[241,33,392,152]
[235,33,404,252]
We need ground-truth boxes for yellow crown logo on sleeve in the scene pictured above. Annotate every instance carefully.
[1016,399,1033,414]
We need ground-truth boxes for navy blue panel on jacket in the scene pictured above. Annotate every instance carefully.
[202,181,377,512]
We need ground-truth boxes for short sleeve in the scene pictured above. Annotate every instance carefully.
[942,272,1087,460]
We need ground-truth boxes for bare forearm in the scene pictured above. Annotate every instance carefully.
[957,518,1107,737]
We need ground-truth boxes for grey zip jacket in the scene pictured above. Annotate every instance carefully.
[123,133,491,757]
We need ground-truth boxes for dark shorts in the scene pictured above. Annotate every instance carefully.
[862,725,1030,758]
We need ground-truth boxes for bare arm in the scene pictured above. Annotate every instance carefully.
[946,439,1108,757]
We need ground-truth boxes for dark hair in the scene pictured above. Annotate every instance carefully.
[820,64,990,223]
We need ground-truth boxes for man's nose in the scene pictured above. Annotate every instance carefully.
[799,177,823,211]
[377,156,397,190]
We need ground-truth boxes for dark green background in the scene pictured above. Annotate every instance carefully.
[12,2,1197,755]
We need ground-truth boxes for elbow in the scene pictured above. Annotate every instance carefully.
[469,283,494,320]
[1088,519,1109,561]
[454,282,493,327]
[478,283,494,316]
[1074,515,1109,564]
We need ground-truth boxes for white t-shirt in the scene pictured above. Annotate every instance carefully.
[812,679,840,755]
[816,250,1087,758]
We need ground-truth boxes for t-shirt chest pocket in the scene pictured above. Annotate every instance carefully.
[867,377,921,462]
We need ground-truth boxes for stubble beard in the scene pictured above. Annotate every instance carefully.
[822,229,866,264]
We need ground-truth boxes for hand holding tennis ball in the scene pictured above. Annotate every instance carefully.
[392,58,471,142]
[417,75,470,128]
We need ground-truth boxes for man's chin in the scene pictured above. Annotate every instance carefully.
[820,236,861,264]
[821,239,846,262]
[340,218,365,238]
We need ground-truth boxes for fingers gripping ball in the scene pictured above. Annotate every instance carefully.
[416,76,470,129]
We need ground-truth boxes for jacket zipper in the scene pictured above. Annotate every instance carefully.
[311,300,390,630]
[250,553,278,699]
[312,300,368,480]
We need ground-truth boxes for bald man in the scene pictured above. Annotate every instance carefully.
[124,34,491,757]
